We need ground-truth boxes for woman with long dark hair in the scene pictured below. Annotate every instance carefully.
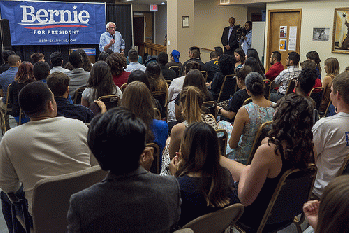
[234,48,245,71]
[9,61,35,123]
[120,81,168,171]
[221,93,315,230]
[81,61,122,108]
[170,122,237,226]
[246,48,265,74]
[210,54,235,101]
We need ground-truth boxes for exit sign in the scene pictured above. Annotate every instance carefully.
[150,4,158,11]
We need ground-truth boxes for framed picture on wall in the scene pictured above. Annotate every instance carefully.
[332,8,349,53]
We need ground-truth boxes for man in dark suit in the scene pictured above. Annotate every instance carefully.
[221,17,240,55]
[67,107,181,233]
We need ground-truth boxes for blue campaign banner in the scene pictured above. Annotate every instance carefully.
[0,0,106,46]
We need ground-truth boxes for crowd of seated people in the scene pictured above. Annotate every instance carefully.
[0,45,349,233]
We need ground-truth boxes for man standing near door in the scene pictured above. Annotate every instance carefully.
[221,17,240,55]
[99,22,125,54]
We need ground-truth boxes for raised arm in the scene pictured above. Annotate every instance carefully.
[237,143,279,206]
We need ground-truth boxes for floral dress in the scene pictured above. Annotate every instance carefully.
[228,102,275,164]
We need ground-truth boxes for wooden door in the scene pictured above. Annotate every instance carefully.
[266,10,302,71]
[143,12,154,43]
[133,16,144,46]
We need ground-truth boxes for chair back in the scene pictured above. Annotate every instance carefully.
[147,143,160,174]
[201,71,208,82]
[202,101,217,120]
[268,80,277,100]
[31,166,108,233]
[242,97,252,106]
[72,85,87,104]
[183,203,244,233]
[310,87,324,110]
[216,129,228,157]
[257,164,317,232]
[217,75,237,103]
[263,79,271,99]
[169,65,181,78]
[336,154,349,176]
[286,79,296,95]
[98,95,119,110]
[120,83,127,92]
[247,121,272,164]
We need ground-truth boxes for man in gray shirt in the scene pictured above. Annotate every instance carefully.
[66,51,90,96]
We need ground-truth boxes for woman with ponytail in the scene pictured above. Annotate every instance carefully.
[161,86,217,174]
[228,72,275,164]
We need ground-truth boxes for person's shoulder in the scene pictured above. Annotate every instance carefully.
[153,119,168,127]
[146,172,179,189]
[55,116,88,129]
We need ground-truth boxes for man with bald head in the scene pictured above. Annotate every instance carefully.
[221,17,240,55]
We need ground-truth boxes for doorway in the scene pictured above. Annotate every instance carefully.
[266,9,302,71]
[133,12,154,58]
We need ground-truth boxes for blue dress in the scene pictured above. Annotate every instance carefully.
[151,119,168,166]
[228,102,275,164]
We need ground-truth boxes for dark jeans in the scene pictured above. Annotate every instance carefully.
[1,187,32,233]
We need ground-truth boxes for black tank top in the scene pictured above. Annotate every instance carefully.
[238,152,289,229]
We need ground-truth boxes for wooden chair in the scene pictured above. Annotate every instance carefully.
[120,83,127,92]
[247,121,272,165]
[268,80,277,100]
[201,70,208,82]
[147,142,160,174]
[202,101,217,120]
[154,108,161,120]
[152,88,168,119]
[10,166,107,233]
[235,164,317,233]
[286,79,296,95]
[336,154,349,176]
[242,97,252,106]
[166,79,172,86]
[309,87,324,110]
[72,85,87,104]
[183,203,244,233]
[216,129,228,157]
[168,65,181,78]
[217,75,237,103]
[263,79,271,99]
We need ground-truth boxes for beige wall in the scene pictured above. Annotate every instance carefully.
[266,0,349,78]
[194,0,247,62]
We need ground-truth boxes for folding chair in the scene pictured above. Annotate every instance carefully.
[217,75,237,103]
[72,85,87,104]
[216,129,228,157]
[202,101,217,120]
[147,142,160,174]
[263,79,271,99]
[235,164,317,233]
[247,121,272,165]
[242,97,252,106]
[310,87,324,110]
[8,166,107,233]
[183,203,244,233]
[168,65,181,78]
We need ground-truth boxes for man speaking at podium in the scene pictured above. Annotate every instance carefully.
[99,22,125,54]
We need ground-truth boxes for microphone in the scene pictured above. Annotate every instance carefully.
[112,34,115,40]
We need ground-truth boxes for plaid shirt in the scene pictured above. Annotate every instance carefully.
[274,66,301,95]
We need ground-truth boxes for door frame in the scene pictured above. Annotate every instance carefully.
[266,9,302,71]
